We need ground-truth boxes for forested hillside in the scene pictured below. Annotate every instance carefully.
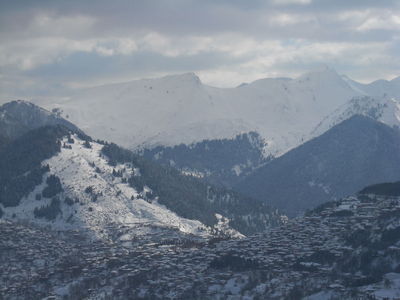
[237,115,400,216]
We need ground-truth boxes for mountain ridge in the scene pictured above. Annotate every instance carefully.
[236,115,400,216]
[0,100,84,141]
[40,67,369,156]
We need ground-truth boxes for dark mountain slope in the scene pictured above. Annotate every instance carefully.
[140,131,270,187]
[359,181,400,197]
[0,134,10,152]
[103,143,281,235]
[0,125,71,207]
[237,115,400,216]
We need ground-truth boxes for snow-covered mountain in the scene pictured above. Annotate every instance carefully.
[47,68,400,157]
[0,104,282,238]
[47,67,392,157]
[1,133,207,240]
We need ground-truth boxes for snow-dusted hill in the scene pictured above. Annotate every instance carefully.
[0,100,83,140]
[0,118,281,238]
[1,135,209,240]
[46,67,400,157]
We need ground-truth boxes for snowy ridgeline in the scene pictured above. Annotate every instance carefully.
[1,135,228,240]
[45,68,400,157]
[310,96,400,140]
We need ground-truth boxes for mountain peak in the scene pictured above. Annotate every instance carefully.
[0,100,83,140]
[160,72,202,85]
[296,65,341,81]
[324,114,392,137]
[339,113,376,126]
[1,100,52,119]
[2,99,40,109]
[294,66,355,93]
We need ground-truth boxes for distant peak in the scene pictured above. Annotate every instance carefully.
[295,66,352,88]
[371,79,390,84]
[5,99,33,106]
[297,65,339,79]
[1,100,38,111]
[161,72,202,85]
[317,64,336,73]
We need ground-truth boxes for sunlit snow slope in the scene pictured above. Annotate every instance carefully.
[1,135,208,239]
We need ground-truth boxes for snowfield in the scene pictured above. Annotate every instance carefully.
[2,135,210,239]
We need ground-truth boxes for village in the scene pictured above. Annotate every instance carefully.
[2,192,400,299]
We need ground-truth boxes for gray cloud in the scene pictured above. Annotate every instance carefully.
[0,0,399,99]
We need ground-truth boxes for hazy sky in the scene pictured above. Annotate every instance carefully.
[0,0,399,99]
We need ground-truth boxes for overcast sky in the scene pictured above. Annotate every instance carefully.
[0,0,399,100]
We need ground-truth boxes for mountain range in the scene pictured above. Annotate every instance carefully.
[0,101,281,238]
[41,67,400,159]
[28,67,399,192]
[2,66,400,230]
[2,68,400,299]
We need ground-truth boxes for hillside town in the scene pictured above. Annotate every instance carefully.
[2,192,400,299]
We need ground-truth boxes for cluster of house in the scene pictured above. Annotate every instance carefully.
[2,192,400,299]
